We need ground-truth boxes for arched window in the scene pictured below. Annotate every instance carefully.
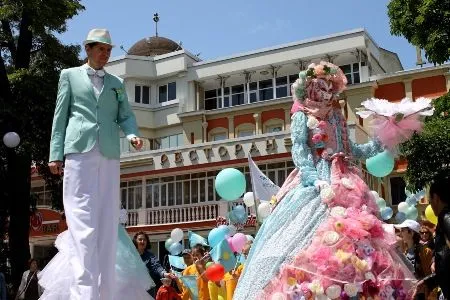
[263,118,284,133]
[208,127,228,142]
[235,123,256,138]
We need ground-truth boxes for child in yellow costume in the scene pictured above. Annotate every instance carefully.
[208,281,227,300]
[179,245,211,300]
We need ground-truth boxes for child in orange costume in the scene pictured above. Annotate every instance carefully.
[224,242,251,299]
[156,278,182,300]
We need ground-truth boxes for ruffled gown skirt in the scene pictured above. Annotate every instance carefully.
[38,226,154,300]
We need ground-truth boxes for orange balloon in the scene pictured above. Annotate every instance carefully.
[205,263,225,282]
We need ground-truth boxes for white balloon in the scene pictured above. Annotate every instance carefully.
[170,228,184,243]
[243,192,255,207]
[3,132,20,148]
[227,224,237,236]
[376,197,387,209]
[369,190,379,201]
[397,201,410,213]
[257,202,271,218]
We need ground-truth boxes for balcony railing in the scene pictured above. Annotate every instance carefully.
[126,202,228,226]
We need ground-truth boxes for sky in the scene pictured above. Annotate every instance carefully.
[58,0,425,70]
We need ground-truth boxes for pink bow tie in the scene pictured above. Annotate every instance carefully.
[86,68,105,77]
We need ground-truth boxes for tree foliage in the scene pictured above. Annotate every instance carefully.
[0,0,84,291]
[401,92,450,190]
[387,0,450,64]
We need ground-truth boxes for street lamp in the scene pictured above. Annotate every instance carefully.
[2,132,20,148]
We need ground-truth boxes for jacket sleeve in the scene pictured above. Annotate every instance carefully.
[291,112,319,186]
[49,69,71,162]
[442,211,450,242]
[17,271,27,299]
[149,252,166,279]
[116,80,140,140]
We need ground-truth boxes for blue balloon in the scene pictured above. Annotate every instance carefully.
[228,211,239,224]
[380,207,393,220]
[405,206,418,220]
[405,196,417,206]
[208,227,228,248]
[366,150,395,178]
[233,205,246,215]
[395,212,406,223]
[168,242,183,255]
[234,211,247,224]
[217,224,229,235]
[215,168,246,201]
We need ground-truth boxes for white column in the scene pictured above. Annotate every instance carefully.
[228,116,235,139]
[253,113,261,134]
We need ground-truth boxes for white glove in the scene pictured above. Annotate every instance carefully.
[314,180,329,190]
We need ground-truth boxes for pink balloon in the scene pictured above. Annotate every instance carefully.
[231,233,247,253]
[227,236,237,252]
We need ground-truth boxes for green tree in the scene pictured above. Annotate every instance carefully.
[387,0,450,65]
[401,92,450,190]
[0,0,84,290]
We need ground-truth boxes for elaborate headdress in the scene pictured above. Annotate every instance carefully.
[291,62,347,118]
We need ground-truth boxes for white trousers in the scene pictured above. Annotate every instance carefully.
[63,144,120,300]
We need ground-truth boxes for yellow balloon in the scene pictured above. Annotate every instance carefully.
[425,205,438,225]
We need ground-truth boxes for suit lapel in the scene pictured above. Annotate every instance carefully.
[79,66,97,100]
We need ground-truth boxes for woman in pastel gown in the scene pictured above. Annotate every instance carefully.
[234,62,416,300]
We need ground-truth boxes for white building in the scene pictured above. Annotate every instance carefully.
[30,28,404,262]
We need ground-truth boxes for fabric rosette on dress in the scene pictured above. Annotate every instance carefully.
[38,225,154,300]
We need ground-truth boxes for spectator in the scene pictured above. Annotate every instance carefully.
[0,271,6,300]
[16,259,42,300]
[133,232,176,298]
[414,178,450,299]
[156,278,181,300]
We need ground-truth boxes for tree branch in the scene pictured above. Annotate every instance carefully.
[1,20,17,63]
[0,50,12,106]
[15,7,33,69]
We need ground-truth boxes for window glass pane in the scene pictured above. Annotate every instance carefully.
[168,82,176,100]
[121,189,127,208]
[177,134,184,146]
[353,63,360,72]
[345,74,352,84]
[208,178,214,201]
[278,170,286,187]
[134,85,141,103]
[200,180,206,202]
[340,64,351,74]
[224,87,230,95]
[161,184,167,206]
[142,86,150,104]
[205,98,217,110]
[176,182,183,205]
[135,186,142,209]
[249,82,257,91]
[259,79,273,89]
[223,96,229,107]
[259,89,273,101]
[168,182,175,206]
[169,135,178,148]
[127,189,135,209]
[268,125,283,133]
[232,94,245,106]
[238,130,254,137]
[276,76,287,86]
[231,84,244,94]
[161,137,169,149]
[353,73,360,84]
[276,87,288,98]
[183,181,190,204]
[191,180,198,203]
[146,185,153,208]
[205,90,217,99]
[213,133,227,141]
[289,74,298,84]
[249,92,257,103]
[159,85,167,103]
[153,184,160,207]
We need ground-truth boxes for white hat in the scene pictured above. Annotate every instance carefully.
[393,219,420,233]
[83,29,114,47]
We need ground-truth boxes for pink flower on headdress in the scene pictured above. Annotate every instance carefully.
[314,65,325,76]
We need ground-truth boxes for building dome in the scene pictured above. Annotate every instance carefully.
[128,36,181,56]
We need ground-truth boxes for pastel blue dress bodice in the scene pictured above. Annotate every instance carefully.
[233,112,382,300]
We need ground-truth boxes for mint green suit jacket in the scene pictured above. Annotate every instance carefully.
[49,66,139,162]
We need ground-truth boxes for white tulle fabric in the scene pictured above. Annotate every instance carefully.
[38,226,154,300]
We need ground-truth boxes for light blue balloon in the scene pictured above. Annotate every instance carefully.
[366,150,395,178]
[215,168,246,201]
[405,206,418,220]
[233,205,246,215]
[376,197,387,209]
[405,196,417,206]
[228,211,239,224]
[234,211,247,224]
[217,224,230,235]
[395,212,406,223]
[208,227,228,248]
[380,207,393,220]
[168,242,183,255]
[165,238,175,251]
